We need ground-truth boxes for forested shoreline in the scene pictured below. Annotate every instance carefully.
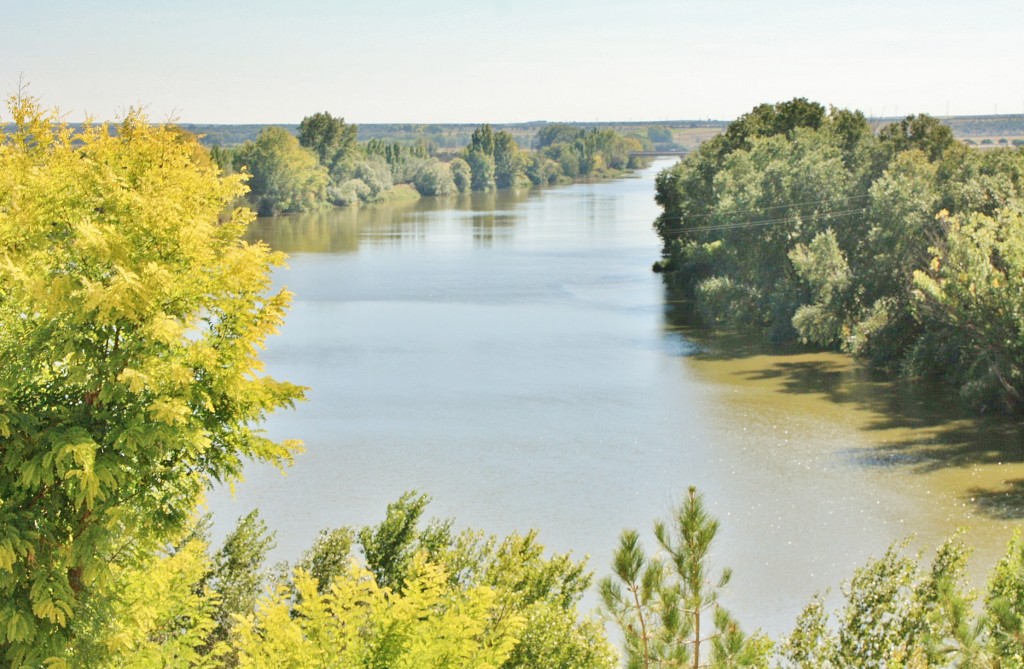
[654,99,1024,413]
[207,113,656,216]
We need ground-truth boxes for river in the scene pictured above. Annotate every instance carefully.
[209,159,1024,637]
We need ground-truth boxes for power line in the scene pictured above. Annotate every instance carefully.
[657,192,872,223]
[657,207,869,235]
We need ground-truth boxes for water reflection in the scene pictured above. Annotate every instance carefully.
[247,209,361,254]
[474,210,515,242]
[247,188,535,253]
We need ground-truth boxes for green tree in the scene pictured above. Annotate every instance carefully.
[493,131,524,189]
[985,533,1024,666]
[469,123,496,156]
[673,125,856,337]
[352,156,394,201]
[450,157,473,192]
[939,144,1024,217]
[601,487,769,669]
[545,142,582,179]
[846,149,942,367]
[789,229,853,347]
[719,98,827,155]
[535,123,578,149]
[775,595,836,669]
[879,114,957,163]
[822,107,881,187]
[357,491,452,592]
[79,531,223,669]
[777,536,983,669]
[467,149,496,192]
[204,511,276,662]
[648,126,674,146]
[294,527,354,595]
[413,159,457,196]
[0,95,304,666]
[463,125,500,191]
[365,139,430,185]
[209,145,236,174]
[233,126,329,215]
[470,531,615,669]
[581,128,638,172]
[525,153,562,186]
[297,111,359,181]
[913,208,1024,410]
[599,530,661,669]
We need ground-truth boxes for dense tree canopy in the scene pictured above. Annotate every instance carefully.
[297,111,358,181]
[233,126,329,216]
[654,98,1024,411]
[0,94,304,665]
[74,493,615,669]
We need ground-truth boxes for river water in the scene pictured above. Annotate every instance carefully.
[209,159,1024,637]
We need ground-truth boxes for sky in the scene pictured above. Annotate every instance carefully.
[2,0,1023,124]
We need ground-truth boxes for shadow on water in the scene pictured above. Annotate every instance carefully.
[661,289,1024,519]
[969,479,1024,520]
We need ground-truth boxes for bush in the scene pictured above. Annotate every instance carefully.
[413,159,457,196]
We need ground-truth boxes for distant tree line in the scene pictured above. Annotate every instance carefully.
[179,119,721,152]
[208,113,652,216]
[654,98,1024,413]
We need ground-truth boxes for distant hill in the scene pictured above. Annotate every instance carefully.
[942,115,1024,138]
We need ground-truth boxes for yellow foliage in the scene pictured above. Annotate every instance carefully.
[0,92,305,664]
[234,554,525,669]
[97,539,223,669]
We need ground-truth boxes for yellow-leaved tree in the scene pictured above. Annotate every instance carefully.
[233,555,524,669]
[0,93,304,666]
[85,532,224,669]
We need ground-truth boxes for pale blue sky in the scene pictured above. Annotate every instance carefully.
[3,0,1022,123]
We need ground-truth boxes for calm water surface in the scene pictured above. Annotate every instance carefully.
[210,159,1024,636]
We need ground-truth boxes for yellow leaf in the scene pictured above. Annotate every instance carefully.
[0,541,16,572]
[148,398,189,425]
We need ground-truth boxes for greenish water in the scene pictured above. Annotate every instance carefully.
[209,160,1024,636]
